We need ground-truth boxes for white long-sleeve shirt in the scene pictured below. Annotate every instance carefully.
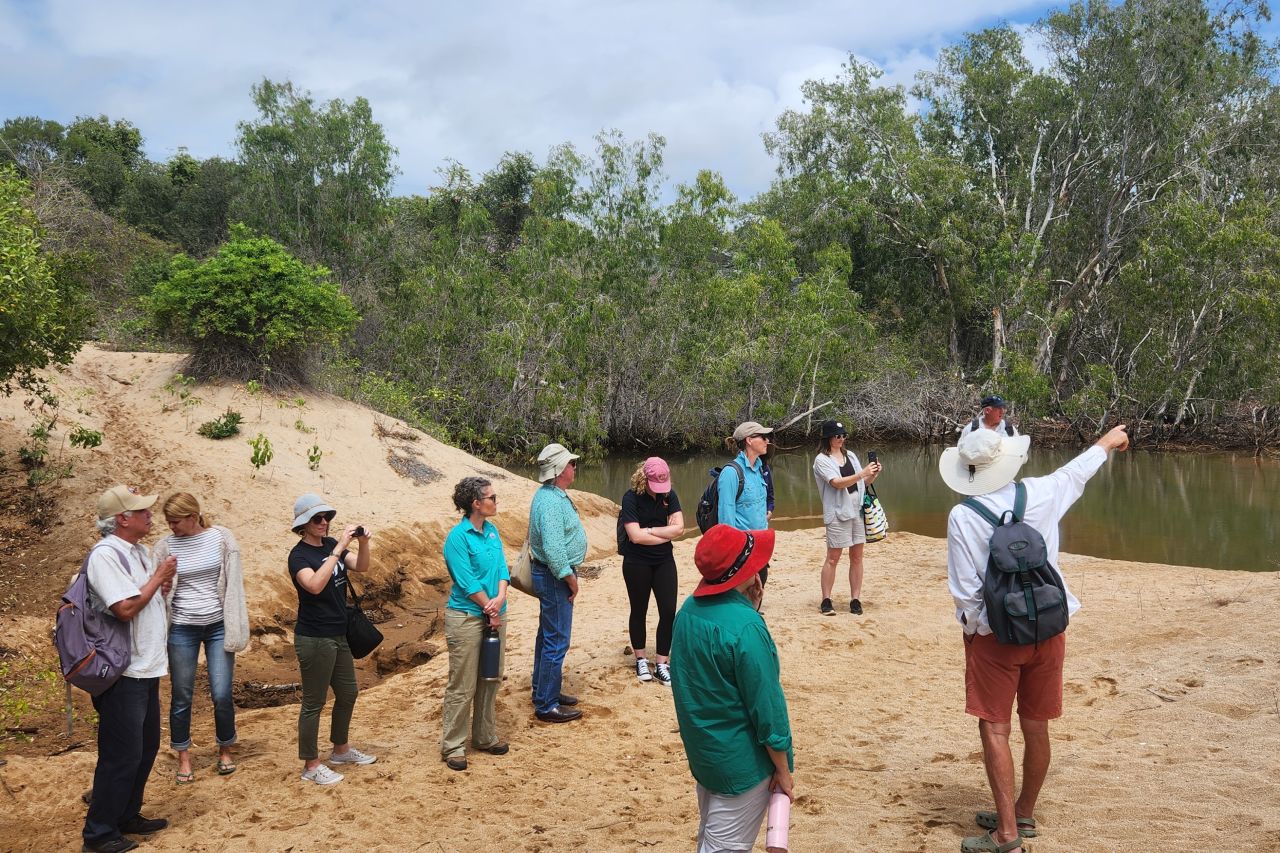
[946,445,1109,635]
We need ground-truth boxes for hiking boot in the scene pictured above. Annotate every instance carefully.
[635,658,653,683]
[820,598,835,615]
[653,662,672,687]
[850,599,863,615]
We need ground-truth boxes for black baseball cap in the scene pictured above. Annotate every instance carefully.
[981,395,1007,409]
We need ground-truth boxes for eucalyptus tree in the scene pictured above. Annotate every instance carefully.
[234,79,398,285]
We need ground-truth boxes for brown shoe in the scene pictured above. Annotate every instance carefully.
[535,706,582,723]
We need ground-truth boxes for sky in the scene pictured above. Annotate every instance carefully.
[0,0,1058,201]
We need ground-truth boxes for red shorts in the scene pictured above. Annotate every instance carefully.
[964,632,1066,723]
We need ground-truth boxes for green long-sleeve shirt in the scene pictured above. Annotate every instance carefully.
[528,484,587,579]
[670,588,793,795]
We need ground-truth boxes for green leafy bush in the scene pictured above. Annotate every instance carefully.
[197,410,243,439]
[147,223,358,385]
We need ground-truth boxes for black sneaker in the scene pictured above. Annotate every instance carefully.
[820,598,835,615]
[118,815,167,835]
[850,599,863,615]
[83,838,138,853]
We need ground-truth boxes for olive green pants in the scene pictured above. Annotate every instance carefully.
[295,634,358,761]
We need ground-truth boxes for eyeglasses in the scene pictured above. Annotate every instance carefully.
[482,494,498,503]
[309,513,335,524]
[567,460,578,468]
[750,434,770,441]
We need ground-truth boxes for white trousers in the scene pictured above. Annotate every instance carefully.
[695,777,771,853]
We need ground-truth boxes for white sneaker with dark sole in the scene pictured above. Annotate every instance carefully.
[635,658,653,683]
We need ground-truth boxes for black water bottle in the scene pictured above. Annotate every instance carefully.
[480,626,501,681]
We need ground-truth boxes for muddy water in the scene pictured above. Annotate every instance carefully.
[517,446,1280,572]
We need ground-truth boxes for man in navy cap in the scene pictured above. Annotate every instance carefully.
[960,395,1019,440]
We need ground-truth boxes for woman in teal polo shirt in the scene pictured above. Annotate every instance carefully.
[440,476,511,771]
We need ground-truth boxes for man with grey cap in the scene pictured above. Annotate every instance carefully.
[82,485,177,853]
[940,425,1129,853]
[527,442,587,722]
[959,394,1019,440]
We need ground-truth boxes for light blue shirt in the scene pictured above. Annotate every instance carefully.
[716,451,769,531]
[529,485,587,579]
[443,519,510,617]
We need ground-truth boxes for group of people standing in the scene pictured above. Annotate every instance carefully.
[75,390,1127,853]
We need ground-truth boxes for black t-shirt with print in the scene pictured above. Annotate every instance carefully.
[288,537,350,637]
[618,489,682,564]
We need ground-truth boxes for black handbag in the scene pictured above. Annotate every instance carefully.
[345,578,384,659]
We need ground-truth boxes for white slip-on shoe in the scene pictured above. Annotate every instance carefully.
[301,764,344,785]
[329,747,377,765]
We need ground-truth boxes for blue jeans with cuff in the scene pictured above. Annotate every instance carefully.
[168,620,237,750]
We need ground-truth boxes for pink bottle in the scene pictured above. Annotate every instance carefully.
[765,791,790,852]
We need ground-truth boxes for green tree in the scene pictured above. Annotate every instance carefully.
[148,223,358,384]
[0,167,87,392]
[234,79,397,281]
[62,115,145,211]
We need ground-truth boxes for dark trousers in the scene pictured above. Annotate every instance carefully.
[622,555,678,656]
[83,676,161,846]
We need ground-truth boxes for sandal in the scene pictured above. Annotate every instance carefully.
[216,760,237,776]
[960,831,1026,853]
[975,811,1036,838]
[175,770,195,785]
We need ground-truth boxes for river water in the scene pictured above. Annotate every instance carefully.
[514,446,1280,572]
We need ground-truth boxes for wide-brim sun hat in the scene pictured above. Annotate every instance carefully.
[693,524,775,597]
[537,443,580,481]
[292,493,337,531]
[939,430,1031,496]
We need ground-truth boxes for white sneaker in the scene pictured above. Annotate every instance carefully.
[329,747,377,765]
[301,764,343,785]
[635,658,653,683]
[653,662,672,687]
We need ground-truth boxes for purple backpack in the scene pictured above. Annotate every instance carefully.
[54,544,133,696]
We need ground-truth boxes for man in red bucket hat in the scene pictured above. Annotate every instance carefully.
[671,524,794,852]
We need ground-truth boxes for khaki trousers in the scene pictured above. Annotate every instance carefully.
[441,610,505,758]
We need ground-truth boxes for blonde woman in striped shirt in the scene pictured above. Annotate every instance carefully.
[154,493,250,783]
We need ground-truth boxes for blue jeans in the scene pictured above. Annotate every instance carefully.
[83,676,160,847]
[168,621,237,750]
[531,562,574,714]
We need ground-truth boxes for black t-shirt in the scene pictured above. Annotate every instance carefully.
[618,488,682,564]
[288,537,350,637]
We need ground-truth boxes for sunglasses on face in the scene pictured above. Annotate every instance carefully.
[309,513,335,524]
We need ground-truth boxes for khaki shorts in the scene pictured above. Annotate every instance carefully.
[824,514,866,549]
[963,631,1066,723]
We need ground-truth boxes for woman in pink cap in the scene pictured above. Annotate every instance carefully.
[618,457,684,685]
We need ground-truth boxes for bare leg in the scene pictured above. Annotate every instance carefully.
[978,719,1023,848]
[1015,717,1050,820]
[820,546,841,599]
[846,544,865,600]
[176,747,192,776]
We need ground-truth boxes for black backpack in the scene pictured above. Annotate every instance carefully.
[695,461,744,533]
[961,482,1069,645]
[970,416,1017,436]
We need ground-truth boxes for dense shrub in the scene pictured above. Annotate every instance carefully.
[148,223,357,385]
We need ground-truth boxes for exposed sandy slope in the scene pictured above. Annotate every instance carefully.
[1,349,1278,852]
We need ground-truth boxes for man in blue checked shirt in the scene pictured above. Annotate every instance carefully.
[527,443,588,723]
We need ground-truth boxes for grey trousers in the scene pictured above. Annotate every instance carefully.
[695,777,771,853]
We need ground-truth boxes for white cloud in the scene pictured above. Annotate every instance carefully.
[1,0,1055,200]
